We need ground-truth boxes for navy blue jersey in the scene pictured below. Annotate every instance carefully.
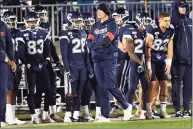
[125,28,146,65]
[40,22,61,64]
[16,27,51,64]
[59,29,91,71]
[146,24,175,62]
[118,24,133,61]
[10,28,20,62]
[40,22,51,34]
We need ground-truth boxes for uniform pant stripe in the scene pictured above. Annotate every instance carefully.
[122,61,130,88]
[64,73,72,94]
[119,60,128,89]
[120,60,129,90]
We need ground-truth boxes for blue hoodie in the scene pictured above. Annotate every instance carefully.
[87,18,118,62]
[171,0,192,65]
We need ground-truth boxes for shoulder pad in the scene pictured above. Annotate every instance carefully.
[170,24,174,29]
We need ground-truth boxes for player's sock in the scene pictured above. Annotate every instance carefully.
[35,108,41,117]
[96,106,101,117]
[49,105,57,115]
[31,114,37,121]
[6,104,13,121]
[73,111,80,119]
[82,105,90,116]
[42,111,49,120]
[73,96,80,112]
[160,102,167,113]
[11,105,16,119]
[65,112,71,117]
[146,103,152,110]
[66,96,73,112]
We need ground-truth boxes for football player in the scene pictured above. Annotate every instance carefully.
[123,12,152,119]
[59,11,93,122]
[16,11,53,124]
[145,12,174,119]
[110,7,133,118]
[33,5,63,122]
[81,12,101,121]
[2,11,26,125]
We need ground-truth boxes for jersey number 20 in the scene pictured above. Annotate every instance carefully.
[27,39,44,55]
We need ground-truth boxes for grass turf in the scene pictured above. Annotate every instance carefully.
[4,105,192,128]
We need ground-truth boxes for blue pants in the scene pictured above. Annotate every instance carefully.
[171,64,192,112]
[0,62,8,122]
[94,59,128,118]
[126,64,147,110]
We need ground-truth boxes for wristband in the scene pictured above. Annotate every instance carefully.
[146,61,151,69]
[166,59,172,66]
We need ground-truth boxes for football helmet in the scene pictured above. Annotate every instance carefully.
[2,11,17,29]
[23,11,40,29]
[135,12,152,30]
[112,7,129,25]
[64,11,84,30]
[34,5,48,23]
[81,12,95,30]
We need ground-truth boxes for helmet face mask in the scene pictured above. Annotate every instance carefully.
[83,18,95,30]
[38,11,48,23]
[112,8,129,25]
[67,12,84,30]
[5,16,17,29]
[24,12,40,29]
[2,11,17,29]
[135,12,152,30]
[70,18,84,30]
[34,5,48,23]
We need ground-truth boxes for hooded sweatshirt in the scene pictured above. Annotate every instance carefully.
[171,0,192,65]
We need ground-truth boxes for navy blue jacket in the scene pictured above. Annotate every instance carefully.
[171,0,192,65]
[0,21,14,62]
[87,18,118,62]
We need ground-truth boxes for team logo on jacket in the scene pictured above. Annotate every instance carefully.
[94,28,107,34]
[0,32,5,36]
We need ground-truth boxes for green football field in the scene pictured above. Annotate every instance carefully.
[4,105,192,128]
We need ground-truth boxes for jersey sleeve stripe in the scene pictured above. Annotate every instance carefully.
[15,37,25,43]
[123,35,133,40]
[171,34,174,39]
[107,32,115,41]
[44,34,51,41]
[147,33,154,39]
[59,36,70,42]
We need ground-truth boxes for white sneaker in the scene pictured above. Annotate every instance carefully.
[95,114,101,121]
[15,118,26,125]
[42,116,55,123]
[84,115,94,121]
[7,118,26,125]
[94,116,111,123]
[63,116,72,123]
[123,104,133,121]
[32,117,41,124]
[0,122,7,127]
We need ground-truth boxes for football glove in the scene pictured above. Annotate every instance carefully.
[137,65,145,74]
[56,62,64,75]
[66,71,76,83]
[88,69,94,79]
